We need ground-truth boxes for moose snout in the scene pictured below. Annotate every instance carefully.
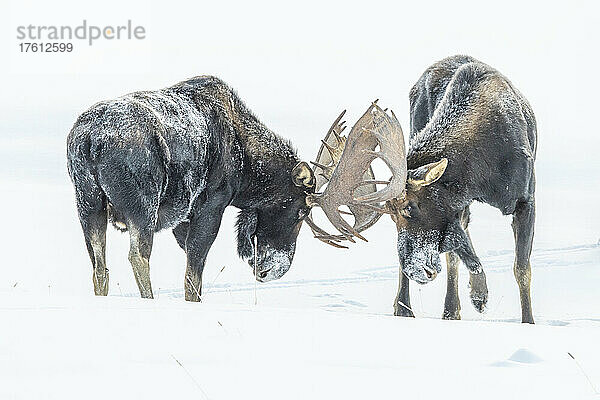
[255,267,272,282]
[401,250,442,284]
[247,246,293,283]
[248,258,270,281]
[423,265,438,280]
[408,266,438,284]
[423,253,440,280]
[258,269,269,279]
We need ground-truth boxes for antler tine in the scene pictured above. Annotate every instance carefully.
[321,140,333,155]
[353,202,391,215]
[328,109,346,139]
[332,124,346,143]
[354,179,391,189]
[304,215,350,248]
[313,109,348,180]
[321,204,368,242]
[310,160,329,170]
[320,239,349,249]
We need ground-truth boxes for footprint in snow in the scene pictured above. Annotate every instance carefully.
[343,299,367,308]
[323,304,345,308]
[547,320,569,327]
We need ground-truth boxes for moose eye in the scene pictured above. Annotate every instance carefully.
[401,204,413,219]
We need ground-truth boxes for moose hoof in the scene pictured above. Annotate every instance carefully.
[394,303,415,318]
[471,297,487,313]
[92,275,109,296]
[185,292,201,302]
[93,288,108,297]
[521,313,535,324]
[470,290,488,313]
[442,309,461,320]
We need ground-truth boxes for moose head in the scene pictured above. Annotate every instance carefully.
[236,160,316,283]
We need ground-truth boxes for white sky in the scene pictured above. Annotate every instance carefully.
[2,0,598,169]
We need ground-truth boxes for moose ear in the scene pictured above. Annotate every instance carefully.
[292,161,315,188]
[408,158,448,187]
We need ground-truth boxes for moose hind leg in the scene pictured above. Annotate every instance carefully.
[75,189,109,296]
[394,271,414,317]
[443,252,461,320]
[88,217,109,296]
[128,226,155,299]
[512,199,535,324]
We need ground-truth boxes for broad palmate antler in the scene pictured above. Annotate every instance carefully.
[306,101,407,246]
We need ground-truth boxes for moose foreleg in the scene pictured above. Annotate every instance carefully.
[394,271,414,317]
[184,193,228,302]
[469,268,488,313]
[463,227,488,313]
[443,252,461,320]
[512,199,535,324]
[443,217,488,314]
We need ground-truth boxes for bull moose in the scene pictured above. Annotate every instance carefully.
[67,76,320,301]
[308,55,537,323]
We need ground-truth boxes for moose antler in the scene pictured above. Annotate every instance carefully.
[305,110,354,248]
[307,101,407,243]
[354,107,408,204]
[306,108,384,247]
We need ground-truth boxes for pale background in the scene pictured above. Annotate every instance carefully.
[2,2,600,399]
[1,0,598,302]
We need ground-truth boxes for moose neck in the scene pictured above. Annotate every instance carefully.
[406,125,452,173]
[407,117,481,210]
[225,102,299,210]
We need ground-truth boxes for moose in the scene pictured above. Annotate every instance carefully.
[68,56,537,324]
[308,55,537,323]
[67,76,320,301]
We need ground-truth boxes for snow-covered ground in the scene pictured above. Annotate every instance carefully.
[2,290,599,400]
[1,175,599,399]
[1,85,599,400]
